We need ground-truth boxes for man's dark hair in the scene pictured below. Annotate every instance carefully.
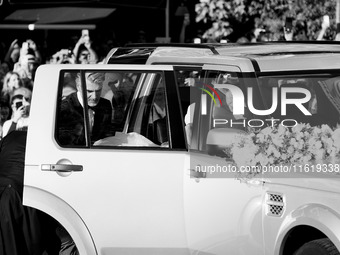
[10,94,24,105]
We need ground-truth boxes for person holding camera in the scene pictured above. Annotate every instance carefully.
[2,87,32,137]
[283,17,309,41]
[50,49,75,64]
[13,40,41,90]
[3,39,21,71]
[73,30,98,64]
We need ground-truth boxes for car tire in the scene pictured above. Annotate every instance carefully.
[295,238,340,255]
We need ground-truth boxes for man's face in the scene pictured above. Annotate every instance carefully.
[12,96,30,117]
[79,50,90,64]
[85,80,102,107]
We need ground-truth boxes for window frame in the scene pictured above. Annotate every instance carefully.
[54,66,187,151]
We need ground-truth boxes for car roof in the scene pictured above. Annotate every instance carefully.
[104,42,340,73]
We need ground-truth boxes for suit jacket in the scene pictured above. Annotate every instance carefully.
[0,131,27,196]
[60,93,112,144]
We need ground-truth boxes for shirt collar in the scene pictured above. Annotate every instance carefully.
[77,91,84,108]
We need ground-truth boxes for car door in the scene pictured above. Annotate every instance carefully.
[24,65,190,255]
[183,64,265,254]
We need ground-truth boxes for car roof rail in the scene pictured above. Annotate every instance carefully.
[124,43,221,55]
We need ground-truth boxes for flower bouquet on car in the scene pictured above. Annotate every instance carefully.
[224,123,340,179]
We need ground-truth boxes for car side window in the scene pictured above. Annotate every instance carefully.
[55,70,171,148]
[174,69,202,148]
[196,70,250,154]
[56,71,86,147]
[125,73,169,147]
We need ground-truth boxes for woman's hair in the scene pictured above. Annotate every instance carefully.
[2,71,23,95]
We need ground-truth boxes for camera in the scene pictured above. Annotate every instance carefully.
[67,50,73,58]
[285,17,294,33]
[16,101,23,109]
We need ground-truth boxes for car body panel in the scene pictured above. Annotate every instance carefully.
[23,42,340,255]
[262,182,340,254]
[23,183,97,255]
[184,152,264,254]
[25,65,189,254]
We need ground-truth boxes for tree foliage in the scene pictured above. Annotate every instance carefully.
[195,0,337,42]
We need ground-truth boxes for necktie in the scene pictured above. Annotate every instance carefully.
[88,108,95,133]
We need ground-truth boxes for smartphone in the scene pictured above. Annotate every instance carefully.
[285,17,294,32]
[16,101,23,109]
[82,29,90,43]
[323,15,330,27]
[82,29,89,37]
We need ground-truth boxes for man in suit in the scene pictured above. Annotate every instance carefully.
[0,131,60,254]
[60,72,112,145]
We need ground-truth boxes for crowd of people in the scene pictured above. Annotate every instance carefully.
[0,29,107,255]
[233,14,340,43]
[0,29,103,139]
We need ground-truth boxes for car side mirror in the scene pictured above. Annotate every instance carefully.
[206,128,247,157]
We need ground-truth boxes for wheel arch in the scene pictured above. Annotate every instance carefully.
[274,203,340,255]
[23,185,97,255]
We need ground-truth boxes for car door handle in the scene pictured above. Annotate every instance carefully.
[41,164,83,172]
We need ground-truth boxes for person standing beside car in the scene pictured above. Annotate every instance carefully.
[0,130,61,254]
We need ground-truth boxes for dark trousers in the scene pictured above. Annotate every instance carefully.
[0,184,60,255]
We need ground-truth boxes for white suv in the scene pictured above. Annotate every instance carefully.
[24,42,340,255]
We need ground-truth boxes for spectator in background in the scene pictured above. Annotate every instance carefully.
[317,15,331,41]
[1,71,24,104]
[137,30,147,43]
[284,19,308,41]
[0,99,11,139]
[4,39,21,71]
[179,14,190,43]
[13,40,41,89]
[73,30,98,64]
[49,49,75,64]
[2,87,32,137]
[236,36,250,43]
[1,62,10,81]
[294,20,309,41]
[22,39,42,64]
[103,72,135,128]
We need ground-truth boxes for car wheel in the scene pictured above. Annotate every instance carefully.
[295,238,339,255]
